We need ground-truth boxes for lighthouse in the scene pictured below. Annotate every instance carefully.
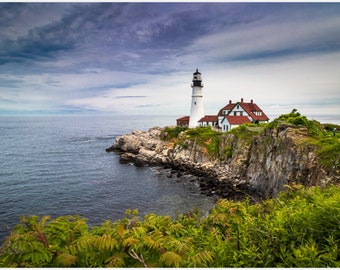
[189,69,204,128]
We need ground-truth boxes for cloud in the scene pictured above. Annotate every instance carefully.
[0,3,72,40]
[188,9,340,64]
[0,3,339,118]
[116,96,148,99]
[202,50,340,116]
[135,104,160,108]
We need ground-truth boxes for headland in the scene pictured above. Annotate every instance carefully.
[106,110,339,201]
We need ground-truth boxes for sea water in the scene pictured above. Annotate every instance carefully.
[0,115,215,243]
[1,113,339,243]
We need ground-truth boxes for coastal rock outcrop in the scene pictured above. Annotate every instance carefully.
[106,125,335,201]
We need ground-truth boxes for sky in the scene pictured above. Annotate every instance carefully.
[0,2,340,118]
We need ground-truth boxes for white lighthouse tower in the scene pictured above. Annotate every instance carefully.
[189,69,204,128]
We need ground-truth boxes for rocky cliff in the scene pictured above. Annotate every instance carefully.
[106,124,337,201]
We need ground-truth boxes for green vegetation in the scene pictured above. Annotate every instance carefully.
[314,136,340,173]
[229,123,265,142]
[162,126,188,140]
[266,109,340,176]
[185,127,222,156]
[266,108,325,137]
[162,111,340,175]
[163,126,222,157]
[1,111,338,267]
[324,123,340,133]
[225,145,233,158]
[1,185,339,267]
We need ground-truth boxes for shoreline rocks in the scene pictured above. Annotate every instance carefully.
[106,127,263,202]
[106,125,334,202]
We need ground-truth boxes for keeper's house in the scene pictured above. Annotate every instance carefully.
[177,98,269,131]
[217,98,269,131]
[175,70,269,131]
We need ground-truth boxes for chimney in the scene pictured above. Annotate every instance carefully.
[241,98,243,103]
[251,99,253,104]
[229,100,232,104]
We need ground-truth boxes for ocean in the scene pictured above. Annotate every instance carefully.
[0,113,339,244]
[0,115,216,243]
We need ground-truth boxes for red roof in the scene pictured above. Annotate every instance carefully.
[238,102,269,121]
[176,116,189,121]
[217,102,235,116]
[218,99,269,122]
[198,115,218,122]
[224,115,251,125]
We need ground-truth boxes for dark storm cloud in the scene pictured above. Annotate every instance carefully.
[0,40,74,65]
[0,3,266,69]
[2,3,339,69]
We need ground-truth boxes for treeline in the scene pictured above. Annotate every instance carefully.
[1,184,339,267]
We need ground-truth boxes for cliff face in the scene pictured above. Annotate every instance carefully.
[106,124,335,200]
[224,125,331,197]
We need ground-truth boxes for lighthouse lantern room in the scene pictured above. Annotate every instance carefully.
[189,69,205,128]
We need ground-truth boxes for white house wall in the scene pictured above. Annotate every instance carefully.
[199,121,217,128]
[222,123,229,132]
[220,118,230,132]
[229,104,248,117]
[218,116,225,127]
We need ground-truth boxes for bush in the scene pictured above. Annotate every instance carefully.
[185,126,222,156]
[323,123,340,132]
[1,186,339,267]
[266,109,325,137]
[229,123,263,143]
[162,126,187,140]
[315,137,340,175]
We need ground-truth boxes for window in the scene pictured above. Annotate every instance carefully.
[234,112,236,116]
[240,111,243,116]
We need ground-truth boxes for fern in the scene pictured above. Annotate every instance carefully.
[122,237,139,248]
[96,234,119,251]
[75,235,97,251]
[169,222,185,233]
[56,252,77,267]
[160,251,182,267]
[1,185,339,267]
[105,252,126,267]
[116,224,126,240]
[193,250,215,266]
[171,237,193,254]
[142,235,161,250]
[131,226,147,237]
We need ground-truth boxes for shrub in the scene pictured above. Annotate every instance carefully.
[266,109,325,137]
[225,145,233,158]
[229,123,263,144]
[184,126,222,157]
[162,126,187,140]
[315,137,340,175]
[1,185,339,267]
